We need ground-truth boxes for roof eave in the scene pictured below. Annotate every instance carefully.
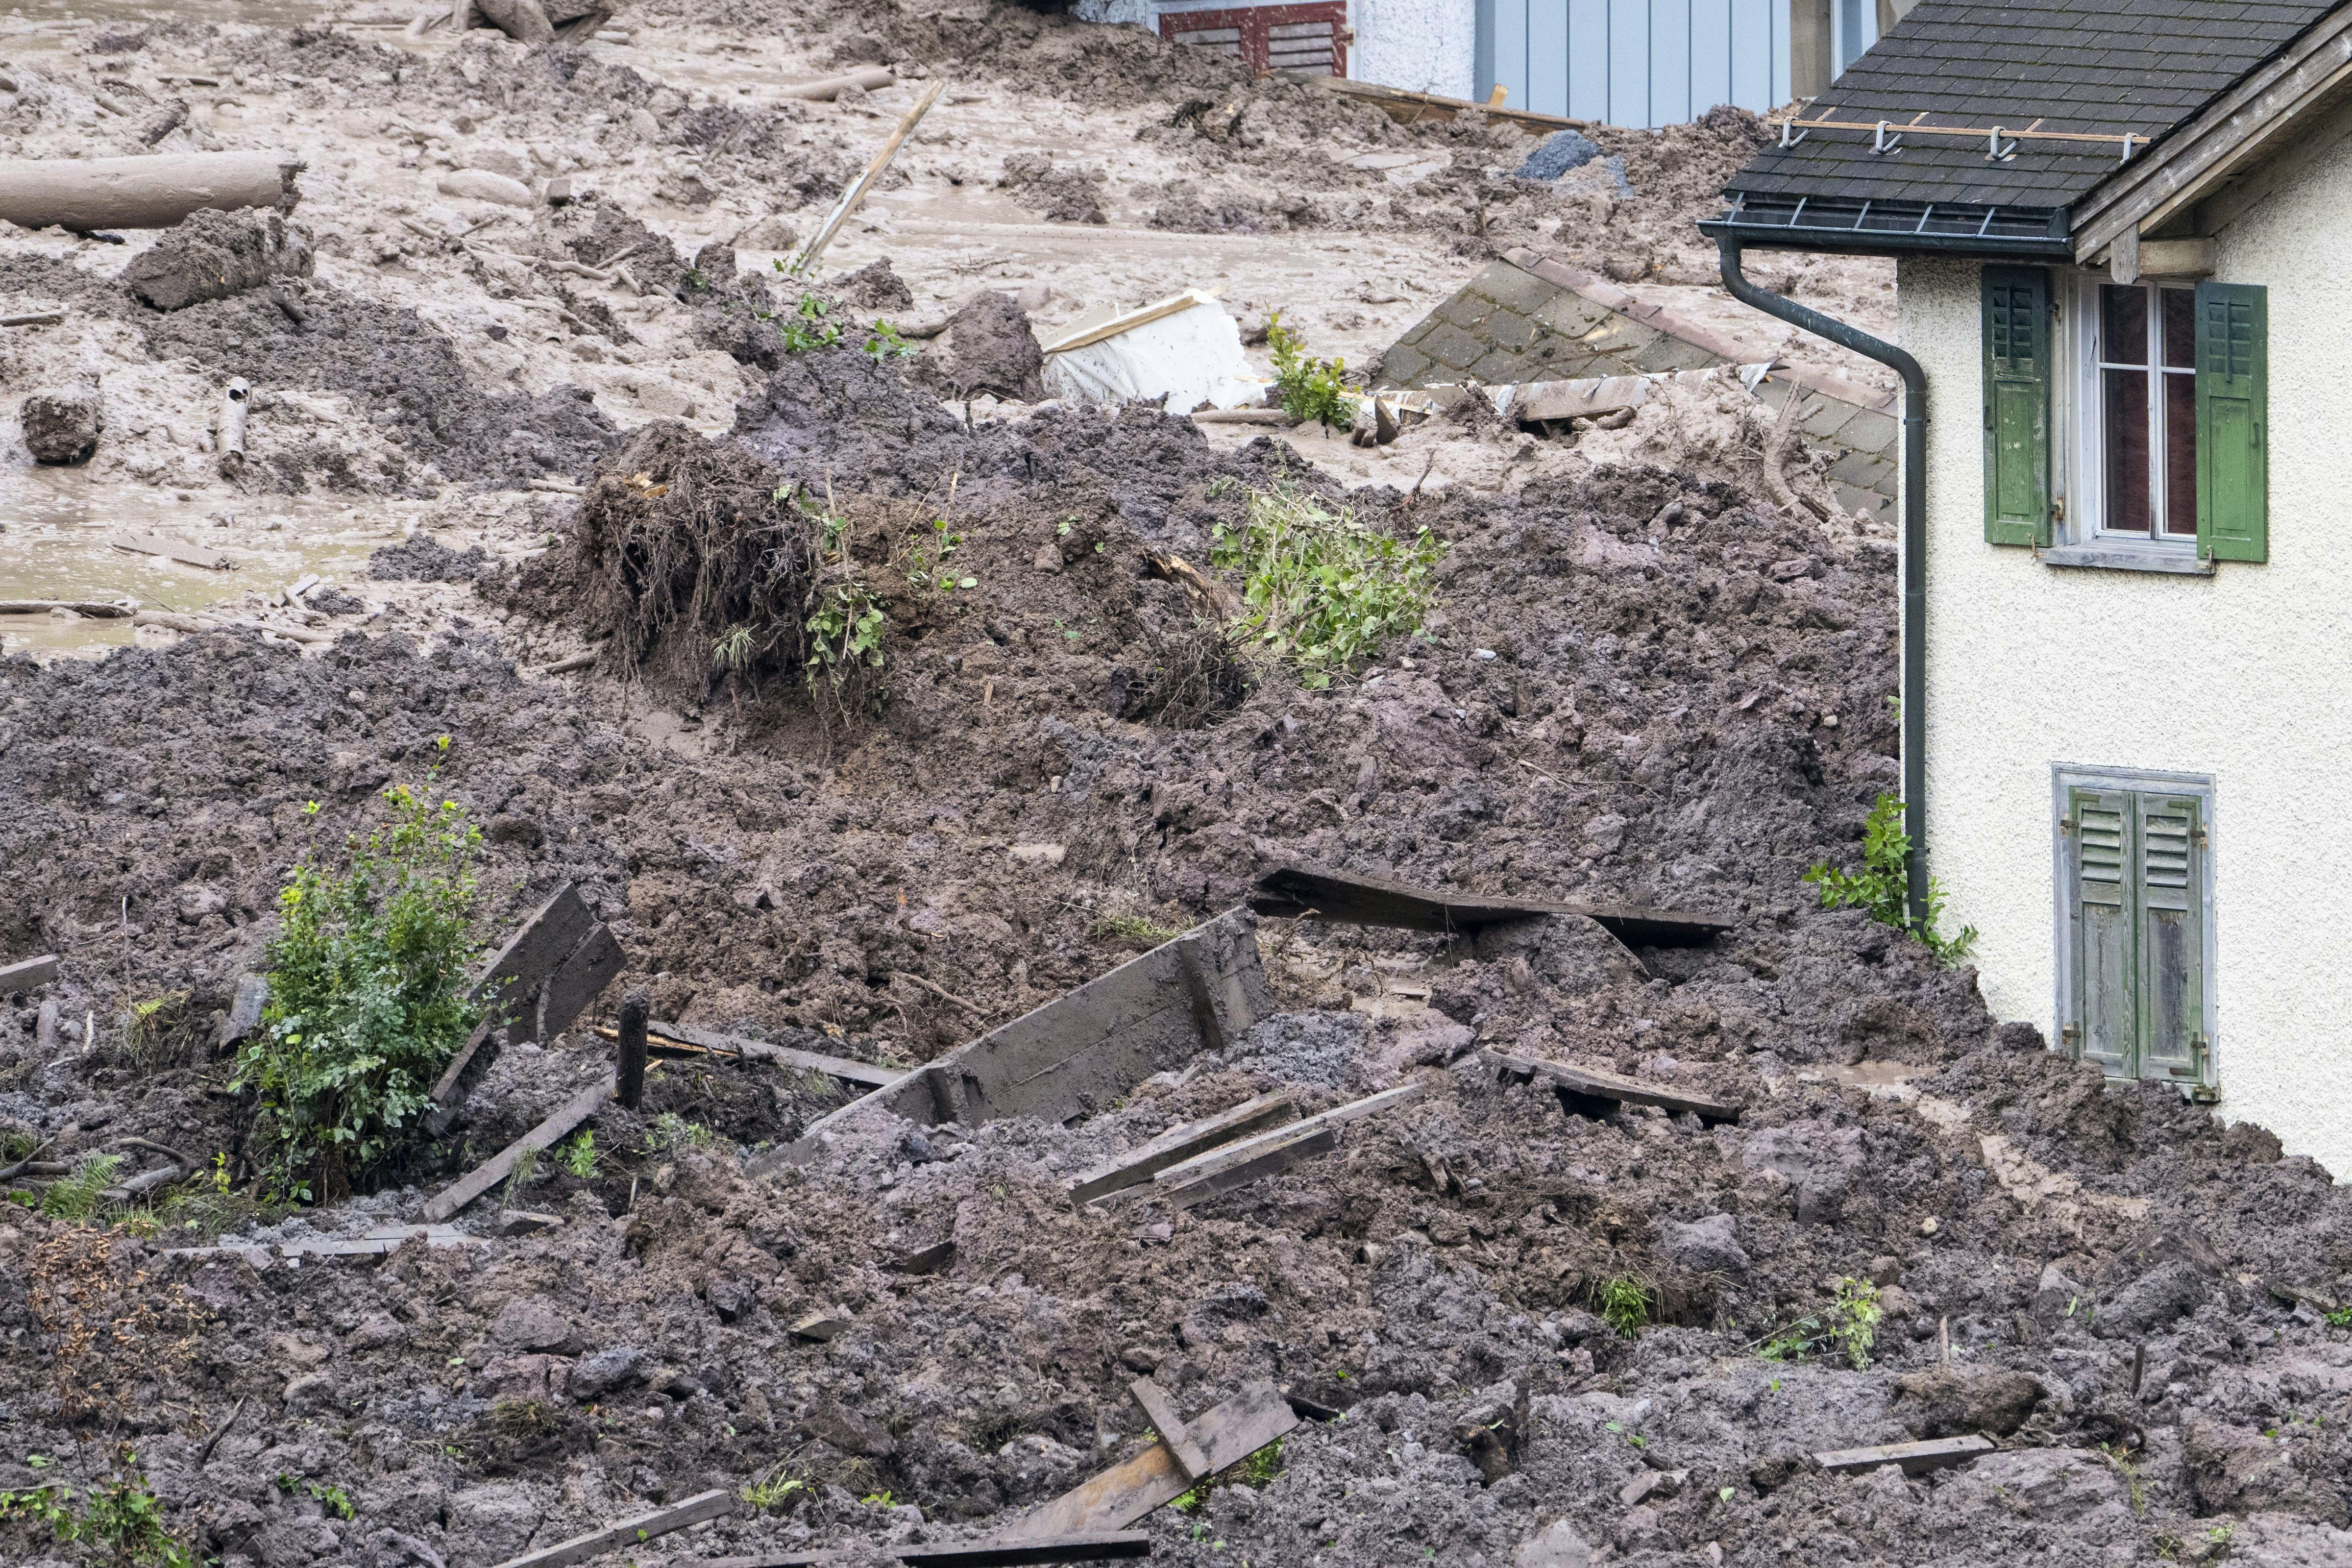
[1697,214,2075,260]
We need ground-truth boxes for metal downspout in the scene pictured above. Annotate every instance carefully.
[1716,233,1931,928]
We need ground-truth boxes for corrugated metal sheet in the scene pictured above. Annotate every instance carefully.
[1477,0,1873,128]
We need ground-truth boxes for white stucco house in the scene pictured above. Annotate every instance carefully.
[1703,0,2352,1172]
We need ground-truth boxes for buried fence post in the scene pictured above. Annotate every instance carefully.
[616,986,649,1110]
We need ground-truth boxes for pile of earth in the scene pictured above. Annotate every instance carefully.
[4,346,2352,1568]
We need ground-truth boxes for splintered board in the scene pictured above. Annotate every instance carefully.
[1249,862,1734,947]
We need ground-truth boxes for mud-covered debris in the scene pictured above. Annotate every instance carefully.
[830,256,913,311]
[920,289,1046,401]
[20,387,102,464]
[368,534,488,581]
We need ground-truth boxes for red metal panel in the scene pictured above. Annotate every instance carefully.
[1160,1,1348,77]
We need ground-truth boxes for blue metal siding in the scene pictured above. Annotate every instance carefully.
[1477,0,1798,128]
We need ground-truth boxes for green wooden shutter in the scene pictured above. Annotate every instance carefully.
[1983,266,2052,547]
[2134,794,2205,1082]
[2067,787,2135,1077]
[2196,281,2267,563]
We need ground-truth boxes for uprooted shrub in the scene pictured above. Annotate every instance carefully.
[1211,477,1445,688]
[234,771,481,1201]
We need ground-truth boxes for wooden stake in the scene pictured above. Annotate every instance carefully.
[615,986,648,1110]
[788,78,945,276]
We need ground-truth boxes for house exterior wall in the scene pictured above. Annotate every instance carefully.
[1474,0,1796,127]
[1354,0,1476,100]
[1900,137,2352,1175]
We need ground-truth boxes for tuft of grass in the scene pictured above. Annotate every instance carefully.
[1596,1274,1652,1339]
[646,1113,716,1153]
[1803,792,1977,969]
[1171,1438,1284,1513]
[1210,479,1444,689]
[1092,912,1184,950]
[743,1475,808,1514]
[1825,1276,1883,1370]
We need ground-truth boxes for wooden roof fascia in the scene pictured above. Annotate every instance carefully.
[2071,5,2352,261]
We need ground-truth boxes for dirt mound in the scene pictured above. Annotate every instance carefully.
[122,210,315,314]
[368,534,490,581]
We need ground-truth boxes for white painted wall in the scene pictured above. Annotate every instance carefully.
[1353,0,1476,101]
[1900,137,2352,1174]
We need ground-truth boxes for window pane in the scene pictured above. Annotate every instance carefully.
[2102,285,2148,365]
[2105,368,2152,531]
[2161,288,2196,369]
[2165,372,2198,536]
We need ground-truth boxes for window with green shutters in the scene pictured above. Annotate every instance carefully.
[2055,767,2214,1090]
[1985,268,2268,566]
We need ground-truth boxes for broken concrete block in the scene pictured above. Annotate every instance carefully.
[21,390,101,464]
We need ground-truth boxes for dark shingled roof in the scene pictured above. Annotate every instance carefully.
[1724,0,2345,212]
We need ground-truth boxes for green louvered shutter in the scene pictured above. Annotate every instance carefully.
[2195,281,2267,563]
[2134,793,2205,1083]
[1982,266,2052,546]
[2067,787,2135,1077]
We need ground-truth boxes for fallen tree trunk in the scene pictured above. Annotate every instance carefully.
[774,66,898,101]
[0,153,304,233]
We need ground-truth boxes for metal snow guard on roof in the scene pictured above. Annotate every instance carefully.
[1699,190,2073,258]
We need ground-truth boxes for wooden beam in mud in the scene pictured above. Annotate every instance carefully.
[0,954,60,992]
[1127,1379,1211,1481]
[1488,1051,1743,1126]
[993,1381,1298,1541]
[1067,1090,1298,1204]
[1153,1080,1429,1209]
[1248,862,1736,948]
[421,1074,612,1223]
[623,1017,908,1089]
[714,1533,1151,1567]
[486,1487,734,1568]
[1813,1435,1994,1477]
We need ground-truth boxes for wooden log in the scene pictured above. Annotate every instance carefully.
[1127,1379,1210,1481]
[996,1383,1297,1542]
[0,153,303,233]
[615,987,648,1111]
[787,78,945,275]
[1813,1435,1994,1477]
[110,533,232,570]
[715,1533,1150,1567]
[1487,1051,1742,1126]
[486,1487,734,1568]
[1189,409,1294,426]
[774,66,898,100]
[1249,861,1735,948]
[0,310,66,327]
[1067,1090,1297,1204]
[0,954,60,991]
[0,600,136,616]
[1153,1080,1428,1208]
[421,1074,612,1223]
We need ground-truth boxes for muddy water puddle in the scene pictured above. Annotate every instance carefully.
[0,473,415,660]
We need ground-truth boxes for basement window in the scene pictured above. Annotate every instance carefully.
[2052,764,2216,1096]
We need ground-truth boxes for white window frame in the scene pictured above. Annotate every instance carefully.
[2055,271,2202,562]
[2049,762,2221,1099]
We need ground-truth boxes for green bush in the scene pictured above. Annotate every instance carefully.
[0,1448,198,1568]
[40,1154,123,1225]
[1267,313,1359,429]
[1210,480,1444,689]
[1803,792,1977,968]
[1596,1274,1652,1338]
[235,768,483,1201]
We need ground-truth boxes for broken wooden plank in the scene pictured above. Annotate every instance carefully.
[0,310,67,327]
[1249,862,1735,948]
[892,1238,957,1274]
[474,882,595,1025]
[715,1532,1150,1567]
[108,532,232,570]
[1813,1435,1994,1477]
[1154,1080,1429,1209]
[996,1382,1298,1542]
[421,1074,612,1223]
[1068,1090,1298,1204]
[539,922,622,1041]
[1128,1379,1210,1481]
[486,1487,733,1568]
[422,1016,501,1137]
[757,908,1273,1172]
[0,598,135,616]
[0,954,60,991]
[789,1311,853,1341]
[1488,1051,1742,1126]
[1307,74,1584,134]
[789,77,944,274]
[633,1018,907,1090]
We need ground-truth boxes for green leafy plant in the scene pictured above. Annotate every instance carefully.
[902,514,969,592]
[863,320,915,362]
[1825,1276,1883,1370]
[1210,480,1444,689]
[860,1490,896,1509]
[1803,792,1978,968]
[743,1474,808,1514]
[2325,1305,2352,1329]
[2,1447,199,1568]
[558,1130,598,1179]
[1596,1274,1652,1339]
[235,763,483,1201]
[1171,1438,1283,1513]
[1266,313,1359,429]
[805,582,887,689]
[275,1473,355,1520]
[774,291,843,353]
[646,1113,715,1153]
[40,1154,123,1225]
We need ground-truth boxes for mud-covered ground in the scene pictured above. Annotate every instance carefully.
[6,322,2352,1568]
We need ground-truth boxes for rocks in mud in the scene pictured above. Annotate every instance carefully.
[1891,1366,2044,1438]
[439,168,538,207]
[2095,1260,2210,1338]
[1513,1517,1595,1567]
[1658,1213,1749,1276]
[567,1343,647,1400]
[830,257,913,312]
[122,209,314,314]
[490,1296,579,1353]
[368,534,488,582]
[733,212,799,252]
[20,387,102,464]
[2186,1418,2352,1525]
